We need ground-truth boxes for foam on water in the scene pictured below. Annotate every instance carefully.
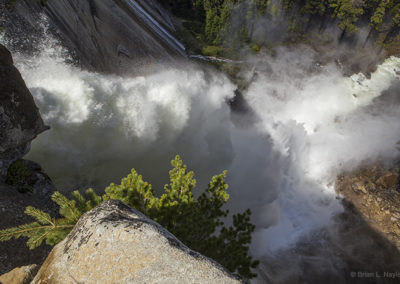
[3,34,400,259]
[245,50,400,251]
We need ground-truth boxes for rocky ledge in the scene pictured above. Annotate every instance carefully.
[0,43,55,274]
[0,43,48,181]
[0,264,39,284]
[32,200,240,284]
[336,164,400,249]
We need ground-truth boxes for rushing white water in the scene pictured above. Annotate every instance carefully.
[243,49,400,252]
[3,34,400,263]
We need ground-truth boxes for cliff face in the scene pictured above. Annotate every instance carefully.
[3,0,186,74]
[0,43,48,181]
[0,43,55,274]
[32,200,240,284]
[336,165,400,249]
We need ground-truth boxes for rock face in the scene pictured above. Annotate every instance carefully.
[0,43,48,181]
[32,200,240,284]
[0,264,39,284]
[336,165,400,249]
[0,179,56,275]
[0,44,54,274]
[3,0,186,74]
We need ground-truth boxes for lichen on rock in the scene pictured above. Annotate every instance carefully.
[32,200,241,284]
[32,200,240,283]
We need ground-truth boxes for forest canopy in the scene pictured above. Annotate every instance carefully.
[164,0,400,52]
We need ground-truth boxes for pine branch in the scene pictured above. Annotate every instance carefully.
[0,222,44,241]
[25,206,54,226]
[51,192,82,223]
[85,188,102,209]
[0,219,74,249]
[72,190,88,212]
[27,230,50,250]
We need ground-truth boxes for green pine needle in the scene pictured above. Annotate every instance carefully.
[25,206,54,226]
[51,191,82,223]
[0,222,43,242]
[0,155,258,279]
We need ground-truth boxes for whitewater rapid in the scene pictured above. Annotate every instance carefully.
[2,35,400,260]
[245,50,400,251]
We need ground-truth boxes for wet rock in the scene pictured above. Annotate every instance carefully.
[32,200,240,284]
[3,0,186,75]
[0,43,48,181]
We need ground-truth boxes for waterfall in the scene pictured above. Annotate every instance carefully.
[2,32,400,279]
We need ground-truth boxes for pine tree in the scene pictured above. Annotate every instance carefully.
[0,155,259,280]
[332,0,365,40]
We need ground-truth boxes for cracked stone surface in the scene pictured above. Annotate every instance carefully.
[33,200,240,284]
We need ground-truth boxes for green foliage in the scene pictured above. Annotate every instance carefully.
[205,8,221,43]
[202,45,225,56]
[0,155,258,280]
[332,0,364,34]
[252,43,261,52]
[303,0,327,16]
[171,0,400,54]
[0,202,75,249]
[103,169,156,215]
[102,155,259,279]
[370,0,390,30]
[388,2,400,32]
[51,191,83,223]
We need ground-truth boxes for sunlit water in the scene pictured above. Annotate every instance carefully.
[2,32,400,264]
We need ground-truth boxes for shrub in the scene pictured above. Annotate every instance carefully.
[0,155,259,280]
[251,44,261,53]
[202,45,225,57]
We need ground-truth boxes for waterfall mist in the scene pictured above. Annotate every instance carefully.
[3,30,400,281]
[243,47,400,253]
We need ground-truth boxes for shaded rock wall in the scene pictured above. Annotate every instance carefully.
[0,43,47,181]
[0,180,56,275]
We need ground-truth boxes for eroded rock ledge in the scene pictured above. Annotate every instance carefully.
[32,200,240,284]
[0,43,48,181]
[336,164,400,249]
